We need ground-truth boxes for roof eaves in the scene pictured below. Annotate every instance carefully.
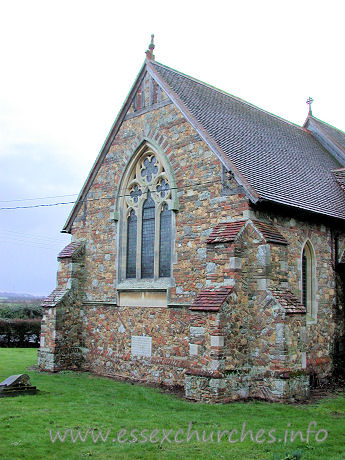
[255,196,345,222]
[146,61,260,204]
[62,61,148,233]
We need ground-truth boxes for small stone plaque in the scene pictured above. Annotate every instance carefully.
[131,336,152,357]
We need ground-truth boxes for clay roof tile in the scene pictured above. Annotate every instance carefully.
[270,287,306,314]
[57,242,82,259]
[190,286,234,311]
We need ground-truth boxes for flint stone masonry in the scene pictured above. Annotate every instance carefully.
[37,63,345,403]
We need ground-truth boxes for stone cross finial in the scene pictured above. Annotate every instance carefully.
[145,34,155,60]
[306,97,314,115]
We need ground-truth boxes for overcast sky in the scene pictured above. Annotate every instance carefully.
[1,0,344,296]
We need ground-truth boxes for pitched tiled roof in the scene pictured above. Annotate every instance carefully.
[333,168,345,193]
[62,58,345,233]
[206,220,246,244]
[58,242,82,259]
[41,288,69,308]
[270,287,306,314]
[252,220,288,245]
[190,287,233,312]
[150,61,345,220]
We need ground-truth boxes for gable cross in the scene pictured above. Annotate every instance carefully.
[306,97,314,115]
[145,34,155,60]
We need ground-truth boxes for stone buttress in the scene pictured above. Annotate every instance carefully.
[37,243,85,371]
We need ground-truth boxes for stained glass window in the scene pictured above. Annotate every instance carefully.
[159,204,171,277]
[302,241,315,318]
[141,192,155,278]
[126,210,137,278]
[302,248,307,307]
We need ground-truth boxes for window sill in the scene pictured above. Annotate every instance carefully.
[117,278,172,291]
[117,279,173,307]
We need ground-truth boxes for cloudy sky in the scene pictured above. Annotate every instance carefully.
[1,0,344,296]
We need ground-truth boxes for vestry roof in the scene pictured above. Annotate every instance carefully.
[62,54,345,232]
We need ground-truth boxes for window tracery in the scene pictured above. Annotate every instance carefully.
[120,146,174,281]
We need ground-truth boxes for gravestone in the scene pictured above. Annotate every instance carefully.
[0,374,37,397]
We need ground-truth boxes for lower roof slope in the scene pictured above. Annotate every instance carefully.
[151,61,345,220]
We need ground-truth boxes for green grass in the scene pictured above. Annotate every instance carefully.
[0,349,345,459]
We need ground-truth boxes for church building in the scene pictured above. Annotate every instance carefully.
[38,38,345,402]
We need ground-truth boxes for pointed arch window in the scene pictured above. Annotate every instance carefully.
[301,240,317,320]
[119,144,177,282]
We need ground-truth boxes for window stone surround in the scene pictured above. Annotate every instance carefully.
[115,139,179,297]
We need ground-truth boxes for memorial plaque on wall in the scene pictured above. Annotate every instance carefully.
[131,336,152,357]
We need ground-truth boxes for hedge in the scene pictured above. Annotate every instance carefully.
[0,302,42,319]
[0,319,41,347]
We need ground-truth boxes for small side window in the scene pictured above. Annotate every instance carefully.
[301,240,317,321]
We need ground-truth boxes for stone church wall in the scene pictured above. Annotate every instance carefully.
[64,94,250,389]
[81,305,191,386]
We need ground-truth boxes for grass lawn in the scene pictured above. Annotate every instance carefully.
[0,349,345,459]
